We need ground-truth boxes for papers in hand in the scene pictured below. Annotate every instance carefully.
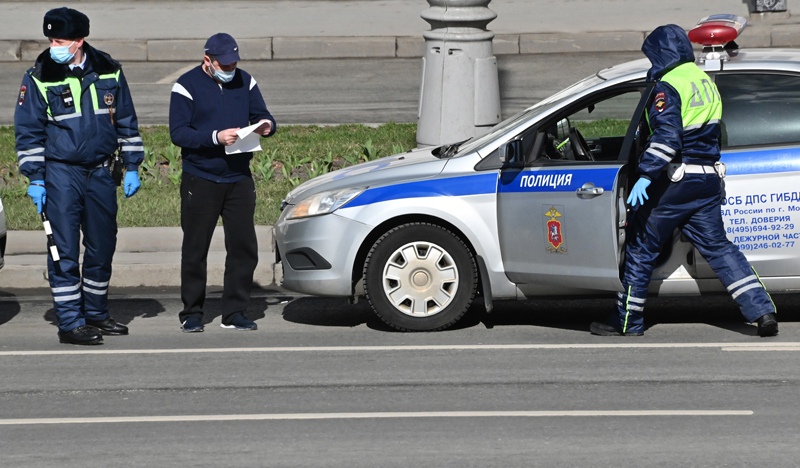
[225,121,269,155]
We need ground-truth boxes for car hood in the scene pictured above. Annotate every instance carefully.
[283,146,449,205]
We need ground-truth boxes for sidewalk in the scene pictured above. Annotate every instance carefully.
[2,227,280,289]
[1,1,798,63]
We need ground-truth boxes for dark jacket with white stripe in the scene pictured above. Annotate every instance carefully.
[169,65,276,183]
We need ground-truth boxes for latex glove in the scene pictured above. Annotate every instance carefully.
[27,180,46,213]
[123,171,140,198]
[626,178,651,207]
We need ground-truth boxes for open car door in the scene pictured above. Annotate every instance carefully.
[496,84,651,293]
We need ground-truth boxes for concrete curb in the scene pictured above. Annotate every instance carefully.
[2,25,799,63]
[2,226,279,289]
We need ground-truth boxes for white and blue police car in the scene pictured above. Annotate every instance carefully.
[276,15,800,331]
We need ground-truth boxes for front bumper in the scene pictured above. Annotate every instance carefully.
[275,212,372,296]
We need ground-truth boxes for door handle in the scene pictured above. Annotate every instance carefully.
[576,183,604,197]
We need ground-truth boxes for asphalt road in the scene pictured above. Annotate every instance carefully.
[0,52,644,127]
[1,289,798,467]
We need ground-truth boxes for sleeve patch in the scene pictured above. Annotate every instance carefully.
[654,92,667,113]
[18,85,27,106]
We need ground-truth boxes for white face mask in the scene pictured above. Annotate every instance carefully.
[209,62,235,83]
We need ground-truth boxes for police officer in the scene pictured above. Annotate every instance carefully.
[590,24,778,337]
[15,7,144,345]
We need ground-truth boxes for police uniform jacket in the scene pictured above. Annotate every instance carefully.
[639,24,722,181]
[15,42,144,180]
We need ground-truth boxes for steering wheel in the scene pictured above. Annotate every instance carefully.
[569,127,595,161]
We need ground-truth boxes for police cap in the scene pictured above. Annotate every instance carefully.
[43,7,90,39]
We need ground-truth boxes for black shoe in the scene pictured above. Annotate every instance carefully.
[86,317,129,335]
[757,313,778,337]
[220,312,257,331]
[181,314,204,333]
[590,321,644,337]
[58,326,104,345]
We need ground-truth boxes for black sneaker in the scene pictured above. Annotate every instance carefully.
[590,321,643,337]
[221,313,257,331]
[757,313,778,337]
[181,314,204,333]
[58,326,104,345]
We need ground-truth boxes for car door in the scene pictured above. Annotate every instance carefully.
[496,85,650,292]
[695,72,800,280]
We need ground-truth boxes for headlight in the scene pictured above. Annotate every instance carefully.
[284,187,365,220]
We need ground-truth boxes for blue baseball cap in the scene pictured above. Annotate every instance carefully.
[204,33,240,65]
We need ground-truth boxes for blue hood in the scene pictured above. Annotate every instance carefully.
[642,24,695,81]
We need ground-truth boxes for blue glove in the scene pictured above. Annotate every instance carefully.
[123,171,140,198]
[626,178,651,207]
[27,180,46,213]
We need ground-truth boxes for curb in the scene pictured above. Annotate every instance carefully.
[2,24,799,63]
[2,226,280,289]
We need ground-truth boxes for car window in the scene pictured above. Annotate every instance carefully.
[533,88,645,163]
[716,73,800,148]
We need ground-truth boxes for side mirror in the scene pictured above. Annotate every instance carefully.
[498,138,523,166]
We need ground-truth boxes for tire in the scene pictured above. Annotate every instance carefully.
[363,223,477,331]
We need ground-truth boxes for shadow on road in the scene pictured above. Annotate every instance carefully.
[283,293,799,335]
[43,298,168,328]
[0,296,21,327]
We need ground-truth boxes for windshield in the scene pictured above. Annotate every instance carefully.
[456,73,607,157]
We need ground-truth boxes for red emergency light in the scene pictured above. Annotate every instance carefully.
[688,14,746,47]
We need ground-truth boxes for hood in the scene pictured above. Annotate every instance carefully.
[642,24,695,81]
[283,146,449,205]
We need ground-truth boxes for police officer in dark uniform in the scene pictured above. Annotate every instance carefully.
[590,24,778,337]
[15,7,145,345]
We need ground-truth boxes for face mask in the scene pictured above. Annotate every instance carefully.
[209,62,235,83]
[50,41,76,64]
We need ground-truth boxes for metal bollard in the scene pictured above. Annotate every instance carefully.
[416,0,502,147]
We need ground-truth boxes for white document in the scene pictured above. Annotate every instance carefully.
[225,121,267,155]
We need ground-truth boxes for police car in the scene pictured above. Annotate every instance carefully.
[275,15,800,331]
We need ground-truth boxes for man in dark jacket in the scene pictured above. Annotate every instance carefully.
[169,33,277,333]
[590,24,778,337]
[15,7,144,345]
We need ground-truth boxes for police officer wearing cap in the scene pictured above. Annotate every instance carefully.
[590,24,778,337]
[170,33,276,333]
[15,7,145,345]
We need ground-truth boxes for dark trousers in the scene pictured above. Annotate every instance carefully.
[179,173,258,323]
[45,161,117,332]
[618,173,776,334]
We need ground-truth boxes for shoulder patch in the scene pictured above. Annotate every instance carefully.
[18,85,27,106]
[654,92,666,113]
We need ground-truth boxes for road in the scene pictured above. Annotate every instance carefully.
[1,289,798,467]
[0,52,644,127]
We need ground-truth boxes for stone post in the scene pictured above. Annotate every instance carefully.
[416,0,501,147]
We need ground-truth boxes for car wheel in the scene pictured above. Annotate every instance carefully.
[364,223,477,331]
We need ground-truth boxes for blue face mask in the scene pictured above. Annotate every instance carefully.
[209,62,235,83]
[50,41,76,64]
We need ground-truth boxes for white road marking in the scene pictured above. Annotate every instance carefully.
[723,346,800,352]
[154,64,196,85]
[1,342,799,356]
[0,410,753,426]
